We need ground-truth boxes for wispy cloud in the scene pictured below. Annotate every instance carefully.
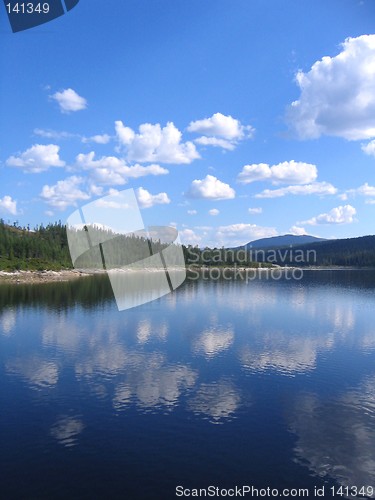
[255,182,337,199]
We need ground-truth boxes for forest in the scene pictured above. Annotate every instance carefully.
[0,219,374,270]
[0,219,72,270]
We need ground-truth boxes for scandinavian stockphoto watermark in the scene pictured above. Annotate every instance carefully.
[184,245,316,283]
[66,188,186,312]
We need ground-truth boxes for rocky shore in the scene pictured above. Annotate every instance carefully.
[0,269,94,284]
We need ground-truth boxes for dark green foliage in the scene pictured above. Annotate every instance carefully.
[0,219,374,270]
[0,219,72,270]
[300,236,375,267]
[250,235,375,267]
[0,220,185,271]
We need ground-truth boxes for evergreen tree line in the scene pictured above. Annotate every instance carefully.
[0,219,71,270]
[256,236,375,267]
[0,219,374,271]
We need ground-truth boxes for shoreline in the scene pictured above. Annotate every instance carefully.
[0,265,374,284]
[0,269,95,284]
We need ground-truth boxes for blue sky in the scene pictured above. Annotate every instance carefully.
[1,0,375,247]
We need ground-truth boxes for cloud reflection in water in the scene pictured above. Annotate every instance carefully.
[193,325,234,359]
[50,416,85,448]
[0,309,16,336]
[188,379,241,424]
[289,376,375,495]
[6,357,59,389]
[113,354,197,411]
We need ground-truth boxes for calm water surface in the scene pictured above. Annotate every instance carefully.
[1,270,375,499]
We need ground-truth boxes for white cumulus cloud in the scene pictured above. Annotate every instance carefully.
[136,187,171,209]
[0,195,18,215]
[346,182,375,197]
[186,175,235,200]
[75,152,168,185]
[209,209,220,216]
[179,228,202,245]
[238,160,317,185]
[255,181,337,198]
[287,35,375,140]
[115,120,199,164]
[301,205,357,225]
[361,139,375,156]
[6,144,65,173]
[51,88,87,113]
[40,176,90,210]
[188,112,254,150]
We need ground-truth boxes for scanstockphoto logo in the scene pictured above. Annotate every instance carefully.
[66,188,186,312]
[3,0,80,33]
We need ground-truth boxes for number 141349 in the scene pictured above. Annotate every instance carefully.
[5,3,50,14]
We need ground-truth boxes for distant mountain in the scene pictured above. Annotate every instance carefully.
[243,235,375,267]
[287,235,375,267]
[241,234,327,249]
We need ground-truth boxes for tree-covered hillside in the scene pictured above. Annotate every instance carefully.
[0,220,72,270]
[0,220,374,270]
[235,235,375,267]
[0,220,175,271]
[275,236,375,267]
[0,220,184,271]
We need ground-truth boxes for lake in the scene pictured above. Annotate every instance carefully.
[1,270,375,499]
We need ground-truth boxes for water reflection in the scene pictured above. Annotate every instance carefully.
[6,357,59,389]
[76,343,129,379]
[136,319,168,344]
[42,316,83,352]
[239,337,322,375]
[113,354,197,411]
[188,379,241,424]
[193,325,234,358]
[289,376,375,496]
[331,304,355,332]
[50,416,85,448]
[1,271,375,499]
[0,308,16,336]
[0,274,114,311]
[2,272,375,415]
